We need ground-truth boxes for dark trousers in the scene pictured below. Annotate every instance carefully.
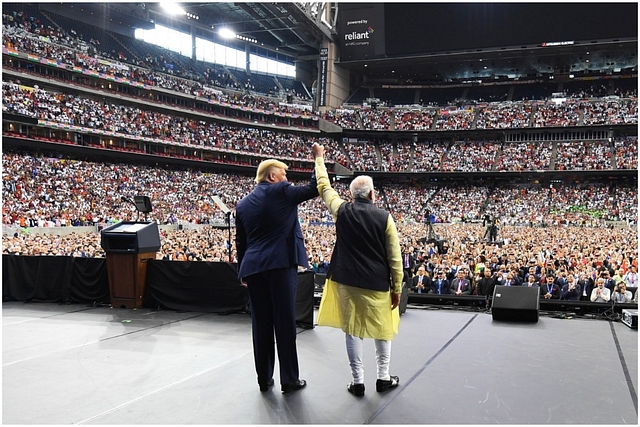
[246,267,299,385]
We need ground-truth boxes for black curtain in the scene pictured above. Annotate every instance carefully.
[2,255,73,302]
[2,255,315,325]
[143,260,247,313]
[68,257,110,304]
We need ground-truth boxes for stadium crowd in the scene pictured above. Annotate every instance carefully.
[1,81,339,163]
[615,136,638,170]
[4,3,638,136]
[493,142,553,171]
[555,140,612,170]
[4,215,638,301]
[394,110,436,131]
[2,10,317,118]
[323,98,637,131]
[439,140,500,172]
[3,79,636,176]
[475,103,532,129]
[3,148,636,231]
[1,2,637,302]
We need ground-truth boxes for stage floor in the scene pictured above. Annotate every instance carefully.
[2,301,637,425]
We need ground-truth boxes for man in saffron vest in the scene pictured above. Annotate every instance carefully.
[312,143,403,397]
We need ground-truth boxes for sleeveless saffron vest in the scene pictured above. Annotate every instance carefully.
[327,198,392,292]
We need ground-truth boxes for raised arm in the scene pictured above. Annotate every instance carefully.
[312,143,345,218]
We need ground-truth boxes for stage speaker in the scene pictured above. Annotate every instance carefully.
[491,285,539,322]
[399,282,409,316]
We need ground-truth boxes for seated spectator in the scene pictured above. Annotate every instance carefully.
[449,269,471,295]
[524,273,540,288]
[590,278,611,302]
[611,282,633,304]
[410,264,431,294]
[560,274,581,300]
[541,274,560,299]
[430,269,450,295]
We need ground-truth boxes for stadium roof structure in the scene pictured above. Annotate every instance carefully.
[39,2,331,59]
[339,39,638,83]
[39,3,636,84]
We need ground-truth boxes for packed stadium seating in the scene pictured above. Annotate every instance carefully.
[1,3,637,267]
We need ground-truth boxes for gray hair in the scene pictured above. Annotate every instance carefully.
[350,175,374,200]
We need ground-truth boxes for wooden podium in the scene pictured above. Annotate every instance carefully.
[100,222,161,309]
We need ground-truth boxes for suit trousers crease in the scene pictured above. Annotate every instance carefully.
[246,267,300,385]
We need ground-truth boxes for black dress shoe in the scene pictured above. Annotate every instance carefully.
[259,379,274,392]
[347,382,365,397]
[376,375,399,392]
[281,379,306,393]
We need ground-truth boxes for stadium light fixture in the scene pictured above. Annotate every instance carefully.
[160,2,186,16]
[219,28,236,39]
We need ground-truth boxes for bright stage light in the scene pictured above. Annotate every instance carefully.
[218,28,236,39]
[160,2,186,16]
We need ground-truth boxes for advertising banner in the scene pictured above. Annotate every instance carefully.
[338,4,385,61]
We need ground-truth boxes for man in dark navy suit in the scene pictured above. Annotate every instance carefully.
[235,158,318,393]
[431,269,450,295]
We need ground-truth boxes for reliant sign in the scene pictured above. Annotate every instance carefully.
[338,4,385,61]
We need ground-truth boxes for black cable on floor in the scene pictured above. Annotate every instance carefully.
[365,313,479,424]
[609,321,638,415]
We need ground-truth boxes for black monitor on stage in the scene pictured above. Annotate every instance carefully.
[134,196,153,214]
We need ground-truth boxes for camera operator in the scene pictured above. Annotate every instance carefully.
[430,269,450,295]
[612,282,633,304]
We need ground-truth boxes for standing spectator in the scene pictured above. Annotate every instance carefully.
[313,143,403,397]
[611,269,625,286]
[578,271,595,301]
[623,265,638,288]
[401,246,416,283]
[235,157,318,394]
[524,273,540,288]
[601,270,616,294]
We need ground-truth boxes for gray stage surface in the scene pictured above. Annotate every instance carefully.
[2,301,638,425]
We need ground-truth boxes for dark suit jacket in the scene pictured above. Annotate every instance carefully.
[578,279,594,301]
[498,278,520,287]
[235,178,318,279]
[604,279,616,294]
[476,277,497,297]
[402,253,416,271]
[450,278,471,295]
[411,274,432,293]
[540,283,560,299]
[560,284,581,301]
[431,279,450,295]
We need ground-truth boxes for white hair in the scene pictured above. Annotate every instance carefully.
[350,175,374,200]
